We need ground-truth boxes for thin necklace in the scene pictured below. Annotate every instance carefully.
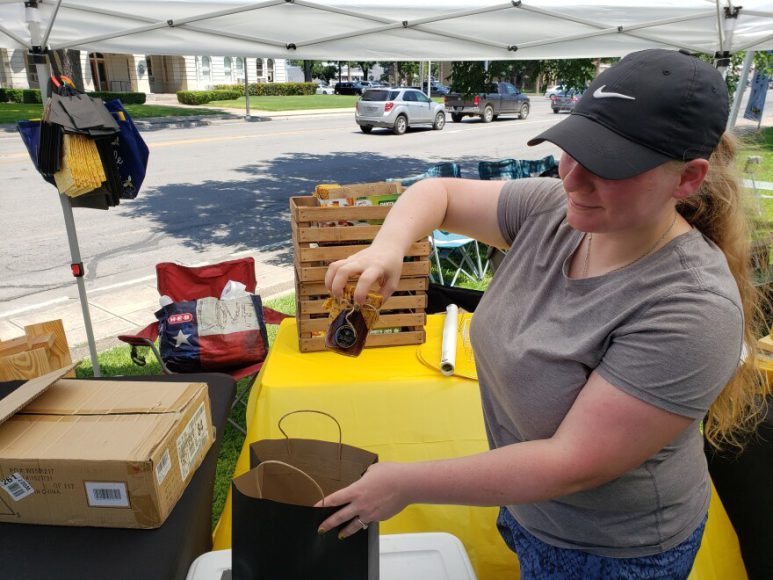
[582,213,679,278]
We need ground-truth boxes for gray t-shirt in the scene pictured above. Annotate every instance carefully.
[471,178,743,557]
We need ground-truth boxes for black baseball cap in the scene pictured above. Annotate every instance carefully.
[528,49,729,180]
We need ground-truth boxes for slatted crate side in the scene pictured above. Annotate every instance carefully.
[297,239,431,265]
[297,260,431,284]
[291,194,428,353]
[298,329,427,353]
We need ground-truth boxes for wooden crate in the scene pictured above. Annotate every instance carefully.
[291,194,431,353]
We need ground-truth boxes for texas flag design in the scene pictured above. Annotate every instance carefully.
[157,294,268,373]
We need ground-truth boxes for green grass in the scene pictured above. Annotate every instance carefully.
[741,126,773,183]
[209,94,359,110]
[0,102,225,124]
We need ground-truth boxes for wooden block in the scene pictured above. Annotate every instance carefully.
[25,319,74,378]
[0,334,54,358]
[0,319,74,380]
[0,348,54,381]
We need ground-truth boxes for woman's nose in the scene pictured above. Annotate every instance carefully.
[561,157,594,191]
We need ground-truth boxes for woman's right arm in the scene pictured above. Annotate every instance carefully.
[325,177,507,303]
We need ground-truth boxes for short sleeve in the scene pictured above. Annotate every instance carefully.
[497,177,565,245]
[596,291,743,419]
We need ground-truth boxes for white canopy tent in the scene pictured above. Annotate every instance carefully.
[1,0,771,374]
[0,0,772,60]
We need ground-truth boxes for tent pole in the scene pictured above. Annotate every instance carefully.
[27,1,102,375]
[728,51,754,129]
[244,58,251,121]
[58,196,102,376]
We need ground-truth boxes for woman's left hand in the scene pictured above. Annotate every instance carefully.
[316,462,413,539]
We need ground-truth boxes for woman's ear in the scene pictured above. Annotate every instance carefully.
[673,159,709,199]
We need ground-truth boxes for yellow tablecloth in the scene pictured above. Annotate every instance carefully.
[212,315,746,580]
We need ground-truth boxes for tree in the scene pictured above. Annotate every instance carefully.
[449,59,597,95]
[356,61,376,81]
[399,61,420,86]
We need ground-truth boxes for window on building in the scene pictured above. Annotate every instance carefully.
[224,57,232,83]
[267,58,274,83]
[89,52,108,91]
[256,58,264,78]
[201,56,212,83]
[235,57,244,81]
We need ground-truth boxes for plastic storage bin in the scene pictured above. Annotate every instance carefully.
[186,532,476,580]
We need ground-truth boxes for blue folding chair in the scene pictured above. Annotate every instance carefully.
[477,155,558,181]
[388,162,487,286]
[431,230,488,286]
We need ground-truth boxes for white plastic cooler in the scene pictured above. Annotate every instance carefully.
[186,532,477,580]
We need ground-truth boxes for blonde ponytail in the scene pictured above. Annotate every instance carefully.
[676,132,770,450]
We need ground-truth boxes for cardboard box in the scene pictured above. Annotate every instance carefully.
[0,372,214,528]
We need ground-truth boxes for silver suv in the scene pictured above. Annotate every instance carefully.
[356,88,446,135]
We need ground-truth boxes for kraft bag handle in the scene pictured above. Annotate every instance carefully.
[253,460,326,506]
[278,410,343,461]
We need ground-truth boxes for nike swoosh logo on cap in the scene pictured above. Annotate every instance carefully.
[593,85,636,100]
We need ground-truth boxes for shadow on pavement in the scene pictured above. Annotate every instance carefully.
[125,152,485,266]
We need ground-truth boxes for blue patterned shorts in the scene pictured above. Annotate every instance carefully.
[496,507,707,579]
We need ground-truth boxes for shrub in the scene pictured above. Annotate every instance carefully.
[4,88,23,103]
[21,89,42,103]
[176,90,242,105]
[88,91,146,104]
[213,82,318,96]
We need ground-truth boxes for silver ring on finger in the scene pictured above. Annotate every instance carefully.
[356,517,368,530]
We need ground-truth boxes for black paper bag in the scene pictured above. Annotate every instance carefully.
[232,411,379,580]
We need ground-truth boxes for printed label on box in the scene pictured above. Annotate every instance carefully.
[176,402,209,480]
[0,473,34,502]
[85,482,129,508]
[155,449,172,485]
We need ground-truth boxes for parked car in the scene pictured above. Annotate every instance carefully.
[334,81,366,95]
[422,80,451,96]
[544,84,564,98]
[315,81,335,95]
[355,87,446,135]
[444,82,529,123]
[550,88,585,113]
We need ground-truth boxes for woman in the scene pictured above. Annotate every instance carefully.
[318,49,768,578]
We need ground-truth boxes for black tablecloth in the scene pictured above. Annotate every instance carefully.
[0,373,236,580]
[706,399,773,580]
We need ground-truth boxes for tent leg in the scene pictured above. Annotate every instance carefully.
[728,51,754,129]
[59,195,101,376]
[244,59,251,121]
[27,4,99,375]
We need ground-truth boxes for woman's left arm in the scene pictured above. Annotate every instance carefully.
[318,371,693,537]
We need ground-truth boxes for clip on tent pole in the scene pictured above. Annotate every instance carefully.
[25,1,102,376]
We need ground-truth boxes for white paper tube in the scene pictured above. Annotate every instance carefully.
[440,304,458,376]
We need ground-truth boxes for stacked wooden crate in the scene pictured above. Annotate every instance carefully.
[291,182,431,353]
